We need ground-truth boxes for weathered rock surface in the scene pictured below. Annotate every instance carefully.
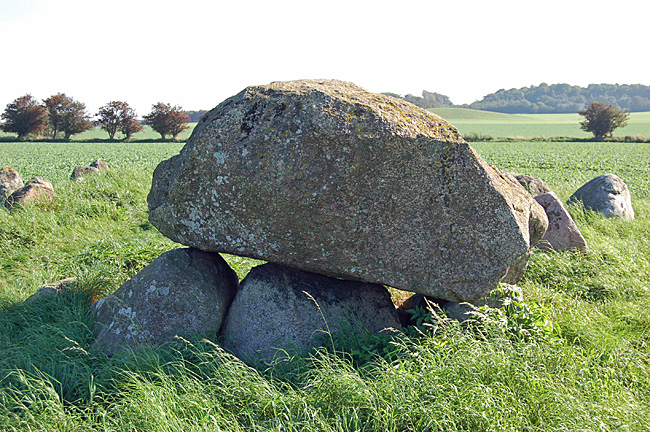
[535,192,588,251]
[219,262,401,363]
[1,167,24,202]
[5,176,54,208]
[91,248,238,356]
[501,253,531,285]
[90,158,109,171]
[568,174,634,220]
[512,173,551,197]
[148,79,547,302]
[71,165,101,181]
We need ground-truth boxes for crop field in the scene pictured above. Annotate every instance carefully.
[0,142,184,182]
[3,108,650,142]
[431,108,650,139]
[0,140,649,431]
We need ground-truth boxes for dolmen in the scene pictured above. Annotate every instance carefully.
[148,79,547,302]
[93,79,549,362]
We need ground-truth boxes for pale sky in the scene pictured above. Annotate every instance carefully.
[1,0,648,116]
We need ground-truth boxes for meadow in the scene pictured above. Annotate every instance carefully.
[0,138,649,431]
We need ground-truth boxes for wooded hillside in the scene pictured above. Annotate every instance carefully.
[385,84,650,114]
[465,83,650,113]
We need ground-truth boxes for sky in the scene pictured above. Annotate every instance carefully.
[1,0,649,116]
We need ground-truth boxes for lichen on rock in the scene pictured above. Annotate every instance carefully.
[148,79,546,302]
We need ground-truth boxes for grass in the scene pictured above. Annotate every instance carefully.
[430,108,650,139]
[0,141,184,182]
[0,141,649,431]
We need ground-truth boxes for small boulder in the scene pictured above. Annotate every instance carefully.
[71,165,101,181]
[26,277,77,302]
[219,263,402,364]
[0,167,24,202]
[568,174,634,220]
[512,173,552,197]
[5,177,54,208]
[535,192,588,251]
[90,159,109,171]
[91,248,238,356]
[397,293,448,327]
[443,284,523,323]
[397,284,523,324]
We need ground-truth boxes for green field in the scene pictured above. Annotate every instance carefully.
[430,108,650,139]
[0,124,197,141]
[3,108,650,142]
[1,141,649,431]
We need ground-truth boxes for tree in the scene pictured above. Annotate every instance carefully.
[44,93,93,139]
[1,95,47,139]
[143,102,190,139]
[120,115,143,140]
[43,93,67,139]
[578,101,630,139]
[96,101,140,140]
[422,90,453,107]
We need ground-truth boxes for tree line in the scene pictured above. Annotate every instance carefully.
[385,83,650,114]
[0,94,192,140]
[464,83,650,114]
[381,90,454,109]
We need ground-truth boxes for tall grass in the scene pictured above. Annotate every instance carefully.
[0,142,649,431]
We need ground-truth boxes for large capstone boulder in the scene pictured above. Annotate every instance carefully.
[1,167,24,202]
[568,174,634,220]
[535,192,588,252]
[91,248,238,356]
[148,79,547,302]
[5,176,54,208]
[219,262,401,363]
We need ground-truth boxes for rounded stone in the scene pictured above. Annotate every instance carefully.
[568,173,634,220]
[219,262,402,363]
[0,167,24,202]
[91,248,238,356]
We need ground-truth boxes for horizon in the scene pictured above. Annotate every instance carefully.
[1,0,649,115]
[3,81,648,117]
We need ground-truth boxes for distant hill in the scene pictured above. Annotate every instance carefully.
[464,83,650,114]
[385,84,650,114]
